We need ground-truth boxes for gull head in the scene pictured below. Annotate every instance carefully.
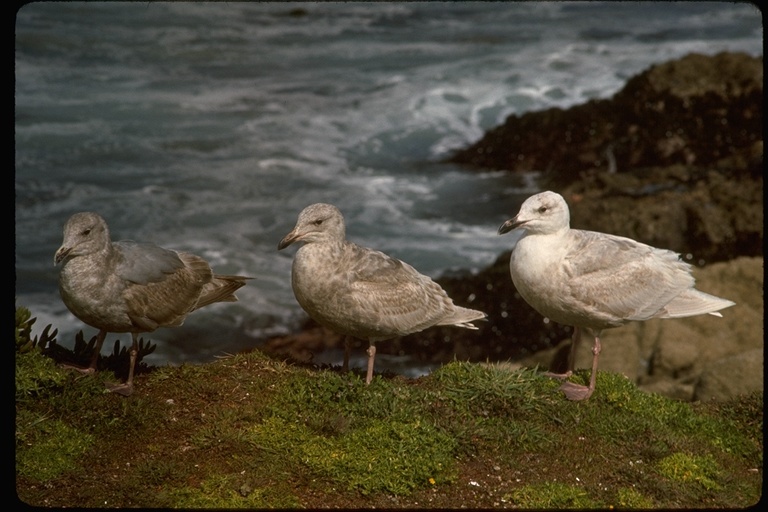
[54,212,111,265]
[498,191,570,236]
[278,203,346,250]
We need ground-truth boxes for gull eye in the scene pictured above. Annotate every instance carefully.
[537,206,548,213]
[81,228,92,236]
[313,219,323,226]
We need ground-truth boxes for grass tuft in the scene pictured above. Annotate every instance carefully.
[656,452,722,491]
[504,481,603,508]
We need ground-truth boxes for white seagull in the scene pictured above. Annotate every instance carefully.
[498,191,735,400]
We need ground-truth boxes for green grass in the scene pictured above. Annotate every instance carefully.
[615,486,655,508]
[160,473,302,509]
[504,481,604,508]
[15,305,764,508]
[247,370,460,495]
[15,409,95,481]
[427,362,559,455]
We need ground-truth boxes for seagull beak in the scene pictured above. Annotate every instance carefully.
[54,245,71,265]
[277,230,301,250]
[498,216,523,235]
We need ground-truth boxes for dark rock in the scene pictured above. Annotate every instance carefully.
[446,51,762,185]
[560,162,763,265]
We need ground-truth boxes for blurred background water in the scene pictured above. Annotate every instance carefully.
[14,1,762,372]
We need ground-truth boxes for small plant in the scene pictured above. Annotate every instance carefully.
[504,481,603,508]
[616,486,655,508]
[161,474,302,508]
[101,336,157,380]
[15,306,67,400]
[657,452,722,491]
[54,331,157,377]
[15,305,57,353]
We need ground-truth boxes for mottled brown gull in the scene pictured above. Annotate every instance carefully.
[498,191,735,401]
[54,211,251,396]
[278,203,487,384]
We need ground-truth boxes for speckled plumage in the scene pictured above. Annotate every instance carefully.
[498,191,735,400]
[55,211,250,395]
[278,203,486,384]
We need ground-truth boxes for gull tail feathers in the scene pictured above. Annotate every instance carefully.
[441,306,487,330]
[195,274,253,309]
[658,289,735,319]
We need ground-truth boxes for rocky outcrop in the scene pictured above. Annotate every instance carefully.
[263,52,763,401]
[447,51,762,183]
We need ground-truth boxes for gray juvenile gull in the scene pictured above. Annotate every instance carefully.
[278,203,487,384]
[54,211,251,396]
[498,191,735,401]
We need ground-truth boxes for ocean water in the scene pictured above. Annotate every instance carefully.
[14,1,762,373]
